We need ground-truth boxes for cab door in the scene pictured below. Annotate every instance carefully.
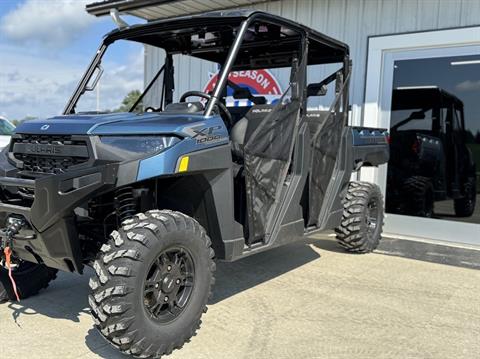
[243,56,306,244]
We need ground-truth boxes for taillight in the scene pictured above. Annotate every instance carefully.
[411,138,420,154]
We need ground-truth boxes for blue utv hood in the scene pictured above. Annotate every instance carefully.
[15,112,222,137]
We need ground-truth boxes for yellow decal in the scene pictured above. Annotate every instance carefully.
[178,156,189,172]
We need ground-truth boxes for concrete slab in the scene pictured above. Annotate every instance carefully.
[378,236,480,269]
[0,235,479,359]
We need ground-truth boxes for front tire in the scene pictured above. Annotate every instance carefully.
[335,181,384,253]
[0,261,57,301]
[454,177,476,217]
[403,176,434,217]
[0,281,7,303]
[89,210,215,359]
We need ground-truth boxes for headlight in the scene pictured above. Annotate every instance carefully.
[99,136,181,155]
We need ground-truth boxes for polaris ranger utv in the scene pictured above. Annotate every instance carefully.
[0,10,388,358]
[386,86,476,217]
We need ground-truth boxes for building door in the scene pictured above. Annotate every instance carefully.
[363,28,480,246]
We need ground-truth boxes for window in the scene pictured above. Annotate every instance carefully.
[75,40,145,114]
[0,119,15,135]
[386,54,480,225]
[306,62,343,110]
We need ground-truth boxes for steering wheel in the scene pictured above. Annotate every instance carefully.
[180,91,233,128]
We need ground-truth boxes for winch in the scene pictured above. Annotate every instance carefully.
[0,216,27,301]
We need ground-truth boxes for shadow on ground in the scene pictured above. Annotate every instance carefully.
[5,271,91,326]
[210,239,323,303]
[3,238,330,358]
[84,240,325,358]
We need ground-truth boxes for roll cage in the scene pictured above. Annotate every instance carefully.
[64,10,350,116]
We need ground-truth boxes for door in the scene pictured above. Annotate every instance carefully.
[364,28,480,246]
[243,55,306,244]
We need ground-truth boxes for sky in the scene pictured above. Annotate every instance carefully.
[0,0,144,120]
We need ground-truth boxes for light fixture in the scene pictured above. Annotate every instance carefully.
[450,59,480,66]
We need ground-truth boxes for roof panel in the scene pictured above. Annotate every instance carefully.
[100,11,348,68]
[86,0,269,19]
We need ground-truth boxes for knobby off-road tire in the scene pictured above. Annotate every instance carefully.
[0,261,57,301]
[403,176,434,217]
[454,177,476,217]
[89,210,215,359]
[0,281,7,303]
[335,181,384,253]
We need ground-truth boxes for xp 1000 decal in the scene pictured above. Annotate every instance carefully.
[184,124,226,145]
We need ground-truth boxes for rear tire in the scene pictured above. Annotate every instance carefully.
[0,261,57,301]
[89,210,215,359]
[403,176,434,217]
[0,281,7,303]
[335,181,384,253]
[454,177,476,217]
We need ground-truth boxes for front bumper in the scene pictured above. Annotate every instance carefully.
[0,164,118,273]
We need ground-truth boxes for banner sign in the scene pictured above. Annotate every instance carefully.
[203,69,283,107]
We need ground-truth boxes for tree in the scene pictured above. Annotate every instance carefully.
[115,90,142,112]
[10,116,37,126]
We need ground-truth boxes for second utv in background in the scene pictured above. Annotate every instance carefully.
[386,86,477,218]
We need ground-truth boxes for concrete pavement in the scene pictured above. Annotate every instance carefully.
[0,235,479,359]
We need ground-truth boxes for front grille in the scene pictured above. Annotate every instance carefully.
[11,134,90,174]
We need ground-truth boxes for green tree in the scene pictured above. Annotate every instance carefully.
[11,116,37,126]
[116,90,142,112]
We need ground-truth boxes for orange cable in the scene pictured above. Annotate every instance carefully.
[4,247,20,301]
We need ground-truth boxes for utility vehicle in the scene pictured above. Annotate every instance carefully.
[0,116,15,148]
[386,87,476,217]
[0,11,388,358]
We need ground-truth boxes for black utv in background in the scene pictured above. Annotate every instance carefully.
[386,87,477,218]
[0,11,388,359]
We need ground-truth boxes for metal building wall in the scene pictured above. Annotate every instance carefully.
[145,0,480,124]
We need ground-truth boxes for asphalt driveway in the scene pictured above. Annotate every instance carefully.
[0,234,479,359]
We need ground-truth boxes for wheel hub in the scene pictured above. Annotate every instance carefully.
[143,247,195,323]
[162,276,174,292]
[366,200,379,235]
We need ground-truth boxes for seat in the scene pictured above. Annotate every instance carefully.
[231,117,248,158]
[230,104,275,159]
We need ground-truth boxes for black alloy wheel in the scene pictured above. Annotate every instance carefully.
[144,247,195,323]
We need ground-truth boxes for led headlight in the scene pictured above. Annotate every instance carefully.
[99,136,181,155]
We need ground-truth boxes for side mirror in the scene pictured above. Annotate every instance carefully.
[232,87,266,105]
[85,65,104,92]
[232,87,250,99]
[410,110,426,120]
[307,83,328,97]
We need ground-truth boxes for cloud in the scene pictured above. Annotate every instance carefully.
[456,80,480,92]
[0,44,145,120]
[0,0,97,48]
[0,43,85,119]
[75,49,145,112]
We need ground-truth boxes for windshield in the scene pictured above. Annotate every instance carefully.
[68,17,307,115]
[0,118,15,135]
[391,108,435,132]
[72,39,222,114]
[74,40,150,114]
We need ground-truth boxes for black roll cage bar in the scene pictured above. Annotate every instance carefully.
[63,11,350,118]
